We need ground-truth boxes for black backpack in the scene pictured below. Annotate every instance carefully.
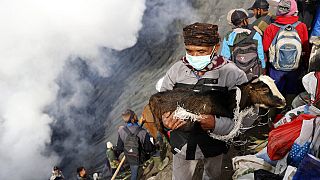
[230,30,261,76]
[123,126,142,165]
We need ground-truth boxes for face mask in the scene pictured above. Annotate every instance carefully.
[186,47,216,71]
[255,11,262,19]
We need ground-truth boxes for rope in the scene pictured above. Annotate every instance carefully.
[172,87,256,142]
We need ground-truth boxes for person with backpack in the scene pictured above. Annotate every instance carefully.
[263,0,309,106]
[248,0,275,35]
[115,109,155,180]
[221,9,265,80]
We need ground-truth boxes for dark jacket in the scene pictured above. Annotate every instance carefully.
[76,175,93,180]
[116,123,155,164]
[297,0,319,33]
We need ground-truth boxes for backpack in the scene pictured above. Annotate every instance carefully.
[123,126,141,165]
[230,30,261,76]
[269,22,302,71]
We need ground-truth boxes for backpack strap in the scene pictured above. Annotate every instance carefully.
[291,21,301,28]
[133,126,141,136]
[271,23,287,46]
[124,126,134,136]
[241,29,256,44]
[124,125,141,136]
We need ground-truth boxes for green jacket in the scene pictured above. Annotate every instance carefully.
[106,148,118,168]
[252,13,275,34]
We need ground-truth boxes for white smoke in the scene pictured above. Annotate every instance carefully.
[0,0,146,179]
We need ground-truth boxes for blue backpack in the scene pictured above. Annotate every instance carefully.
[269,22,302,71]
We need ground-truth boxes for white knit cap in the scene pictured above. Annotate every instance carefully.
[106,141,113,149]
[227,8,249,27]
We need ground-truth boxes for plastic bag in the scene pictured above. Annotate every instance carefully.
[267,114,316,160]
[288,119,317,167]
[293,154,320,180]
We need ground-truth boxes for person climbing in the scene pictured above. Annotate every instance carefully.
[49,166,64,180]
[115,109,155,180]
[263,0,309,107]
[157,22,258,180]
[76,167,93,180]
[106,141,119,174]
[222,9,265,80]
[248,0,275,35]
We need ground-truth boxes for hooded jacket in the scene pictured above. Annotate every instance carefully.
[263,16,309,59]
[221,28,266,68]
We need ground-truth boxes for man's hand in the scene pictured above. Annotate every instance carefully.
[198,115,215,130]
[162,112,186,130]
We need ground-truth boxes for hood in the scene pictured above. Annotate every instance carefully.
[226,28,251,46]
[275,16,299,25]
[302,72,317,101]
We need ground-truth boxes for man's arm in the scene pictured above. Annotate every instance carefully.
[221,37,231,59]
[159,62,180,92]
[142,133,156,153]
[254,32,266,68]
[115,135,124,157]
[263,25,274,52]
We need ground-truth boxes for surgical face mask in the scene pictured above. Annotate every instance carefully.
[186,47,216,71]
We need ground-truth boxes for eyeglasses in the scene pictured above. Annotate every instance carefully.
[278,6,289,11]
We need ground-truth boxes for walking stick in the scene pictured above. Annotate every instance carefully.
[111,156,126,180]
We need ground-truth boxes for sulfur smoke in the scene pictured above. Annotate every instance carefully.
[0,0,146,179]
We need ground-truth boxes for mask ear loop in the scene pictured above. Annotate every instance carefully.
[210,45,217,59]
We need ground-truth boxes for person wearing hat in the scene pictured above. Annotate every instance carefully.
[221,9,265,79]
[248,0,275,34]
[105,141,119,174]
[157,22,256,180]
[263,0,309,107]
[115,109,155,180]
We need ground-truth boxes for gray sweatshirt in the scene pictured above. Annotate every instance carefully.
[158,58,248,135]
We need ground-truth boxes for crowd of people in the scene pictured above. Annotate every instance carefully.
[49,0,320,179]
[155,0,320,179]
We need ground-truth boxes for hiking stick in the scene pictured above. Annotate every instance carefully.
[111,156,126,180]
